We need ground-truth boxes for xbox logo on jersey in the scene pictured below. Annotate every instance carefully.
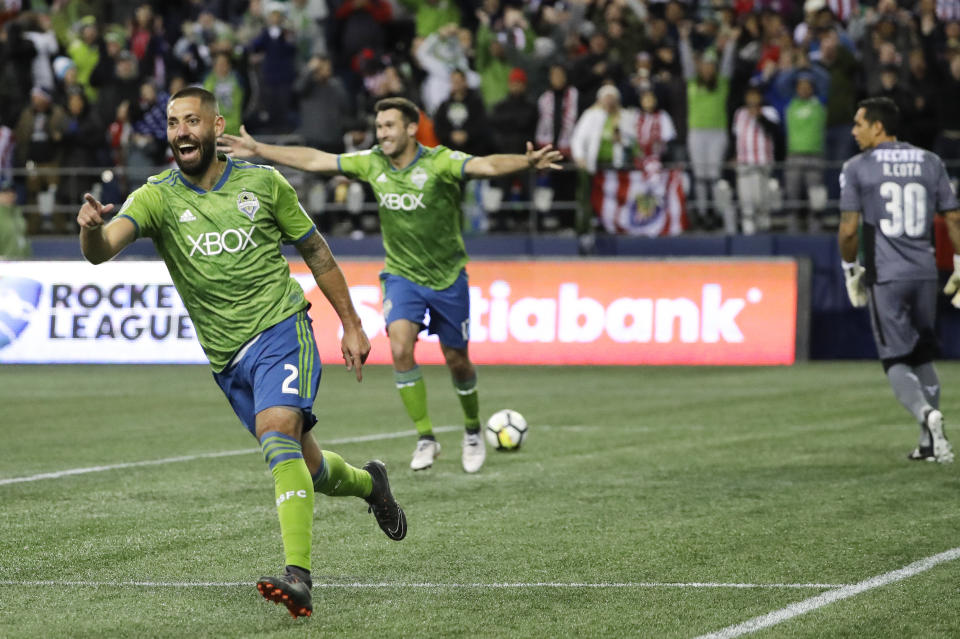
[187,226,259,256]
[378,192,425,211]
[0,277,42,349]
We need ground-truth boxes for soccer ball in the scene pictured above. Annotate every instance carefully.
[485,409,528,451]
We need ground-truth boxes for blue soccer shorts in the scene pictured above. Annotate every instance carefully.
[213,309,322,436]
[380,269,470,349]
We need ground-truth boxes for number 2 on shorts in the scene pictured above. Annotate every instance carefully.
[281,364,299,395]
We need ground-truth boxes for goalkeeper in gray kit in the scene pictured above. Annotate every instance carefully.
[838,97,960,462]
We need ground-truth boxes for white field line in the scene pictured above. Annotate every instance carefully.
[0,425,462,486]
[694,546,960,639]
[0,580,845,590]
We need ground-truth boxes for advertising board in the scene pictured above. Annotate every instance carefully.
[0,260,799,365]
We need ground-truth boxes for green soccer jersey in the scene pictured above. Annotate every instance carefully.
[117,157,315,371]
[338,144,472,290]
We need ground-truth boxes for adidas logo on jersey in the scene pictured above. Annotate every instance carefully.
[376,173,388,183]
[179,209,197,223]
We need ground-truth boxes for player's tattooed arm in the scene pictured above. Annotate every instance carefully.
[837,210,861,263]
[296,232,370,380]
[296,232,338,276]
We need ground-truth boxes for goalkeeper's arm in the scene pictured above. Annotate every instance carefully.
[837,210,867,307]
[942,209,960,307]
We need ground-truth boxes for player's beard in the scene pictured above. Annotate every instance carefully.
[172,131,217,177]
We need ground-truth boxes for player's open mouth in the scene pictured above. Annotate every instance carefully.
[178,143,199,161]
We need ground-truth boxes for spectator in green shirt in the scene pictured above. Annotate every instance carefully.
[475,6,534,110]
[66,16,101,103]
[0,181,30,258]
[783,73,827,232]
[679,21,738,231]
[400,0,461,39]
[203,52,246,136]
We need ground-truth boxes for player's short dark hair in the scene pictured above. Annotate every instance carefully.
[858,97,899,136]
[170,86,220,115]
[374,97,420,125]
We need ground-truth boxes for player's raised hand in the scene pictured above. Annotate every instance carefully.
[944,255,960,308]
[525,142,563,170]
[77,193,114,229]
[341,324,371,382]
[217,125,259,159]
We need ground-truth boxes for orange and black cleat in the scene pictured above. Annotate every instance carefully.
[256,565,312,619]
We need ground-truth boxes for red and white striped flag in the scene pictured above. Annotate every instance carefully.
[591,162,688,236]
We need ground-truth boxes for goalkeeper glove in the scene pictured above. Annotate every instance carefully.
[944,255,960,308]
[842,260,867,307]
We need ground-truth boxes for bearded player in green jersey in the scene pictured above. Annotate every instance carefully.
[219,97,562,474]
[76,87,406,620]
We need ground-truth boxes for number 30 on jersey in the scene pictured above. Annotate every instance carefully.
[879,181,926,238]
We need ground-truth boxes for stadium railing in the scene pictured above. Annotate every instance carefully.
[8,152,960,237]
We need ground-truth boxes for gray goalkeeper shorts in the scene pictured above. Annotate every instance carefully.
[867,279,937,361]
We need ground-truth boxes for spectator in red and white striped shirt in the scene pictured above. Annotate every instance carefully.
[635,89,676,165]
[731,84,781,234]
[535,63,579,158]
[535,63,580,229]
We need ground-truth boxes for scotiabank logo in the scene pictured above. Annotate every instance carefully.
[299,260,799,366]
[468,282,758,344]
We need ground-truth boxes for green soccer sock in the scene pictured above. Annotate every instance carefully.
[395,366,434,437]
[453,374,481,431]
[260,431,314,571]
[311,450,373,498]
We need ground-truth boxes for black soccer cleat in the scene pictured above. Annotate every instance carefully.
[256,565,313,619]
[363,460,407,541]
[907,445,936,461]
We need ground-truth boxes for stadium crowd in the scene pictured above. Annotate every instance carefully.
[2,0,960,249]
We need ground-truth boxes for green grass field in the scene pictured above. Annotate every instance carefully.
[2,363,960,638]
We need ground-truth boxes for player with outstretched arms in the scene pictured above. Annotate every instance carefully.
[77,87,406,620]
[219,97,562,473]
[837,96,960,463]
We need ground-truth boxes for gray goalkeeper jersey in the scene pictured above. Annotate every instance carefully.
[839,141,958,283]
